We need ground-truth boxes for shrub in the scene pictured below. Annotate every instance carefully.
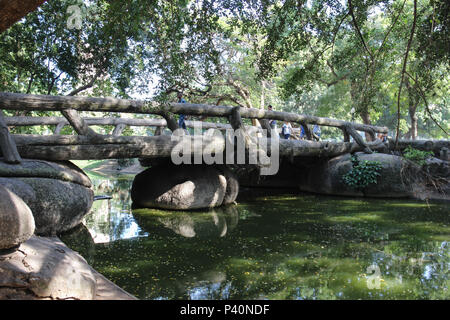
[342,155,383,190]
[403,146,434,166]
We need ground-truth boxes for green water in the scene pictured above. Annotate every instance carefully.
[61,173,450,300]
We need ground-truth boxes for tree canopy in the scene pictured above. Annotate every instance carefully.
[0,0,448,139]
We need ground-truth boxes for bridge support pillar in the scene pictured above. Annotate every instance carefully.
[0,110,21,164]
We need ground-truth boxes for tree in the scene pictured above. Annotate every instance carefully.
[0,0,448,140]
[0,0,47,33]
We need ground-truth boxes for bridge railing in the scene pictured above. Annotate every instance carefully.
[4,116,233,135]
[0,91,395,164]
[0,92,387,135]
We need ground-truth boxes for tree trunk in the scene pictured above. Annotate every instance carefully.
[405,77,419,140]
[360,110,374,142]
[409,108,418,140]
[349,79,375,142]
[0,0,47,33]
[260,80,265,110]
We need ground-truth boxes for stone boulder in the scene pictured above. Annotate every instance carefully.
[424,157,449,179]
[216,166,239,205]
[131,164,238,210]
[423,157,450,197]
[0,236,96,300]
[0,159,94,235]
[0,185,35,250]
[299,153,423,198]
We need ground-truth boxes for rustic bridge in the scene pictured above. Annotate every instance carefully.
[0,92,447,166]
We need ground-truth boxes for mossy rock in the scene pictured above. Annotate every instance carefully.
[299,153,422,198]
[0,159,93,236]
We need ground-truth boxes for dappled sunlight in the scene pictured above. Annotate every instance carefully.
[60,173,450,300]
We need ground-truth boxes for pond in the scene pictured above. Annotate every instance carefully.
[61,171,450,300]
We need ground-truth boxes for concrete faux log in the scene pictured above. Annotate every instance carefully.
[112,123,126,136]
[6,134,389,161]
[5,116,231,130]
[0,110,21,163]
[0,92,388,134]
[269,138,387,158]
[387,138,450,155]
[9,134,226,160]
[61,109,98,137]
[54,122,66,134]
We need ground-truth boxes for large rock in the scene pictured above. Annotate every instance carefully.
[299,153,423,198]
[131,164,236,210]
[0,185,35,250]
[0,159,93,235]
[423,157,450,197]
[216,166,239,205]
[0,236,96,300]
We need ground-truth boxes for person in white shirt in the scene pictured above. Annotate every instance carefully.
[281,121,292,139]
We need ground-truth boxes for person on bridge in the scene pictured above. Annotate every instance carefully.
[177,92,188,130]
[267,105,277,130]
[281,121,292,139]
[299,125,306,139]
[313,124,321,141]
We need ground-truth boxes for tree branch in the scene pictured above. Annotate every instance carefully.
[67,70,102,96]
[395,0,417,147]
[348,0,373,60]
[375,0,407,58]
[405,71,448,136]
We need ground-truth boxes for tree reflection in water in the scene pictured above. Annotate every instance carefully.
[83,174,148,243]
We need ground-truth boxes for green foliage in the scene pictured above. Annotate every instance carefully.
[342,155,383,190]
[0,0,448,139]
[403,146,434,166]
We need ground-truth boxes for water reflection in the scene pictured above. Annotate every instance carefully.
[60,173,450,300]
[83,174,148,243]
[133,205,239,238]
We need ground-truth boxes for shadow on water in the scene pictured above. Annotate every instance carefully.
[61,172,450,300]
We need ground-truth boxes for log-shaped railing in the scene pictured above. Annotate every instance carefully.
[0,92,388,135]
[0,92,387,151]
[5,116,232,135]
[3,92,446,164]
